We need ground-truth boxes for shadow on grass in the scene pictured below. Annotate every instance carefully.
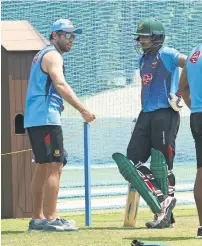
[124,236,197,242]
[80,226,146,230]
[2,231,28,235]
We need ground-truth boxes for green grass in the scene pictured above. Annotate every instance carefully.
[1,205,201,246]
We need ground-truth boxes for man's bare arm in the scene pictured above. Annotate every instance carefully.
[42,51,86,113]
[179,66,191,108]
[177,55,187,68]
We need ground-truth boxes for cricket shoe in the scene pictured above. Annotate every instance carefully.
[146,196,176,229]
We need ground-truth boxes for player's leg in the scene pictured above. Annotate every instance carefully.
[190,113,202,237]
[28,126,77,232]
[127,111,151,164]
[27,126,50,231]
[123,113,151,227]
[42,126,78,232]
[162,109,179,227]
[195,168,202,237]
[136,154,176,227]
[126,111,175,228]
[42,126,64,220]
[29,134,67,220]
[43,163,63,220]
[147,108,180,228]
[112,151,176,228]
[144,149,176,228]
[151,108,180,171]
[31,164,48,220]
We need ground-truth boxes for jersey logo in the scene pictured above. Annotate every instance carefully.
[54,149,60,157]
[152,60,158,69]
[138,21,144,31]
[141,73,152,85]
[190,51,200,64]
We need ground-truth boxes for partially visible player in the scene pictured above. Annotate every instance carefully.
[179,43,202,238]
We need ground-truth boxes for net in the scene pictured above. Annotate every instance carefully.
[2,0,201,211]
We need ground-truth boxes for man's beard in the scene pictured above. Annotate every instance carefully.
[57,41,71,53]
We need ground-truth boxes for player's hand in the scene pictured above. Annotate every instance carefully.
[81,109,96,123]
[168,91,184,111]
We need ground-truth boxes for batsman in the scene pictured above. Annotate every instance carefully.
[113,18,187,229]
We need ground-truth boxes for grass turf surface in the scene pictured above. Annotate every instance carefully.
[1,205,201,246]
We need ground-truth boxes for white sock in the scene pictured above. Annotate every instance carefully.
[33,218,46,222]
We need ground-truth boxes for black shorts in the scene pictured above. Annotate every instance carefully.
[27,125,64,164]
[190,112,202,169]
[127,108,180,170]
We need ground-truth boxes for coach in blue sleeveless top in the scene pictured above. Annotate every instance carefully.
[180,43,202,238]
[126,18,187,228]
[24,19,95,232]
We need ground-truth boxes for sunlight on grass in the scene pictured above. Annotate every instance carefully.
[1,205,201,246]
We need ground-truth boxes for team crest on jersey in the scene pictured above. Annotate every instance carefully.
[141,73,152,85]
[152,60,158,69]
[138,21,144,30]
[54,149,60,157]
[190,51,200,64]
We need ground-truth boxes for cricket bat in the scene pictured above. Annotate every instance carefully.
[123,183,140,227]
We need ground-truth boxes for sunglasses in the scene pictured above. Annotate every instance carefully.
[57,31,75,40]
